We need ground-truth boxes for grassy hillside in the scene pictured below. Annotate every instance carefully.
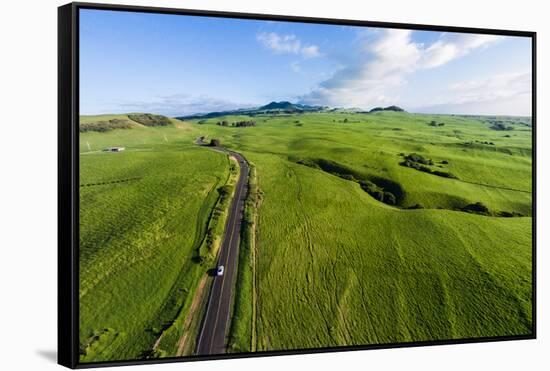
[79,113,173,133]
[250,155,531,349]
[79,110,532,361]
[190,111,532,350]
[194,112,531,215]
[79,117,232,361]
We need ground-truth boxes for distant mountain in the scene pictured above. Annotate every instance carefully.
[260,101,296,110]
[175,102,406,120]
[176,101,326,120]
[258,101,323,111]
[369,105,406,113]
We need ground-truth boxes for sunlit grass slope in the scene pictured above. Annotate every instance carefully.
[78,110,532,359]
[79,117,230,361]
[192,111,532,350]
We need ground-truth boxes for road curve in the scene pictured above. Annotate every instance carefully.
[195,147,249,355]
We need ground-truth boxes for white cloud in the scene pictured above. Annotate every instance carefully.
[299,29,502,109]
[257,32,321,58]
[420,33,501,68]
[448,71,531,102]
[299,29,419,107]
[115,93,255,116]
[414,72,532,116]
[301,45,321,58]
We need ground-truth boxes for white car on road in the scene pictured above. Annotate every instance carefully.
[216,265,225,276]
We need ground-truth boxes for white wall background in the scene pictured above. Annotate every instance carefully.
[0,0,546,369]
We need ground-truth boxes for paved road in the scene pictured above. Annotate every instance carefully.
[195,148,249,355]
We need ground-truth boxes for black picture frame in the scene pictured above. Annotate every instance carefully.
[58,2,537,369]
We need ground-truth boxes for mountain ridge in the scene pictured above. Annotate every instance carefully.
[176,102,405,120]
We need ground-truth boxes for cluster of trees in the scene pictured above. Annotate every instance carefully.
[217,185,233,197]
[332,172,397,205]
[490,122,514,131]
[477,140,495,145]
[399,153,457,179]
[464,140,495,146]
[461,202,490,214]
[359,180,397,205]
[460,202,523,217]
[234,120,256,127]
[497,210,524,217]
[216,120,256,127]
[296,158,398,206]
[428,120,445,127]
[402,153,433,165]
[80,118,133,133]
[128,113,171,127]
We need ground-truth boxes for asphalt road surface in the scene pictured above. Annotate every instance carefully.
[195,149,249,355]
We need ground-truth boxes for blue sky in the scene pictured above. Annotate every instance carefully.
[80,9,532,116]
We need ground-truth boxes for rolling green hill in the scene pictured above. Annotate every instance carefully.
[189,110,532,351]
[79,110,532,361]
[79,113,173,133]
[79,117,232,361]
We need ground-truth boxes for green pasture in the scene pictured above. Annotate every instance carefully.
[192,111,532,350]
[79,111,532,360]
[79,116,232,361]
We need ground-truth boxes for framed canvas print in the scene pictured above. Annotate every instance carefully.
[58,2,536,368]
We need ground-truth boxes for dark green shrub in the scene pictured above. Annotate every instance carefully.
[490,122,513,131]
[432,170,457,178]
[461,202,489,214]
[339,174,356,181]
[406,204,424,209]
[217,185,232,196]
[404,153,433,165]
[383,192,396,205]
[371,189,384,201]
[497,211,524,217]
[236,121,255,127]
[400,154,456,179]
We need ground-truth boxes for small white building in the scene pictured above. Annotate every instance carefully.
[104,146,125,152]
